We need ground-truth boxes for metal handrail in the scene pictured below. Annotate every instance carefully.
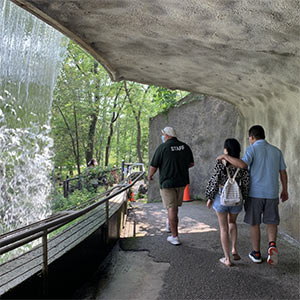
[64,167,121,182]
[0,171,144,254]
[62,166,122,198]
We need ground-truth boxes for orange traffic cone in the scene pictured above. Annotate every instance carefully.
[128,179,135,202]
[130,189,135,202]
[183,184,192,202]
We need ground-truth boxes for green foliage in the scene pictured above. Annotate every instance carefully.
[152,87,188,113]
[81,166,117,190]
[193,194,204,201]
[51,39,189,180]
[51,192,69,212]
[136,192,146,200]
[64,189,95,208]
[51,164,120,213]
[51,187,106,212]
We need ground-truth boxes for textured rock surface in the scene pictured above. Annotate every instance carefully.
[236,92,300,242]
[11,0,299,240]
[11,0,300,98]
[148,94,241,202]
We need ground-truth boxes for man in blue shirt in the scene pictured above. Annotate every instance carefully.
[217,125,288,265]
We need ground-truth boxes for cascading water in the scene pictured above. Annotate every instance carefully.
[0,0,67,235]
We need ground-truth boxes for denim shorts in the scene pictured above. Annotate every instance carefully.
[213,192,243,214]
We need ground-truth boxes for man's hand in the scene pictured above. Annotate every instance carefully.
[216,154,226,161]
[279,170,288,202]
[216,154,247,169]
[148,166,157,181]
[280,191,289,202]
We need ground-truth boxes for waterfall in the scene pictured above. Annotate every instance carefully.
[0,0,67,234]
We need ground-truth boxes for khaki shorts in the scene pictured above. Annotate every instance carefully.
[160,187,185,209]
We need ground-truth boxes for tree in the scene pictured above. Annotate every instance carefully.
[52,41,114,174]
[104,85,125,166]
[124,81,150,164]
[55,103,81,175]
[51,40,189,176]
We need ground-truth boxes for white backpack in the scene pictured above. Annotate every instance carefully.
[220,167,242,206]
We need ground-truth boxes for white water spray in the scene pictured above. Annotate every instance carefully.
[0,0,66,234]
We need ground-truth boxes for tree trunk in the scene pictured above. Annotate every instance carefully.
[122,117,128,162]
[86,113,98,164]
[136,115,143,164]
[73,103,81,175]
[96,99,108,167]
[129,122,134,162]
[123,81,148,165]
[56,105,80,175]
[116,120,120,166]
[104,87,124,166]
[105,120,114,166]
[86,62,100,165]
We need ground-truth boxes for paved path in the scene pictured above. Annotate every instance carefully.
[76,201,300,300]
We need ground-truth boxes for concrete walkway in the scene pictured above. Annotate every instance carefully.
[76,201,300,300]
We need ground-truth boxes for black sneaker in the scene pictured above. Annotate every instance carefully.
[249,250,262,263]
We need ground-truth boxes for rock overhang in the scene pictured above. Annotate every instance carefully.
[10,0,300,109]
[8,0,300,241]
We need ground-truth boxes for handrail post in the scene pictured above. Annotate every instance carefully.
[63,176,70,198]
[78,176,82,190]
[121,160,125,181]
[42,230,49,296]
[63,180,67,198]
[66,176,69,195]
[105,199,109,244]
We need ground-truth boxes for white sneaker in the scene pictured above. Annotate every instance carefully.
[165,219,171,232]
[167,236,181,245]
[267,246,278,266]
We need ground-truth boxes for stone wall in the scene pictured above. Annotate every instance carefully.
[148,93,242,202]
[235,91,300,242]
[148,92,300,242]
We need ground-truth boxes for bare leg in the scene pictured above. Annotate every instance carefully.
[266,224,277,243]
[168,207,178,237]
[250,224,261,252]
[228,213,239,255]
[266,224,278,265]
[216,212,232,266]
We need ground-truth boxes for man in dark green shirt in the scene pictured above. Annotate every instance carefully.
[149,126,194,245]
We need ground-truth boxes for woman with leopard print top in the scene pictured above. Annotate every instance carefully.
[206,160,250,201]
[206,138,250,267]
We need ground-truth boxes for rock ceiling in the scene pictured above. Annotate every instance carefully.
[11,0,300,106]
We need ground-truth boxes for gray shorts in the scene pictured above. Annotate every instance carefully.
[160,187,185,209]
[244,197,280,225]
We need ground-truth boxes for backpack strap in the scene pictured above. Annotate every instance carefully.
[232,168,240,180]
[225,167,232,179]
[225,167,240,181]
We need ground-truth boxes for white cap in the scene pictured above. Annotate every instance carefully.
[161,126,176,137]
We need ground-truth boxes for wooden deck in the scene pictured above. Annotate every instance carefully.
[0,192,126,296]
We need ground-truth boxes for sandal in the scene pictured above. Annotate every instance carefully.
[232,253,241,260]
[219,257,232,267]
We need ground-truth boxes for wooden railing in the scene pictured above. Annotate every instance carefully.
[0,164,145,296]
